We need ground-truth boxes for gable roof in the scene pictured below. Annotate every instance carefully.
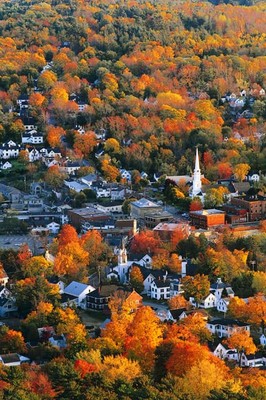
[169,308,187,319]
[64,281,92,297]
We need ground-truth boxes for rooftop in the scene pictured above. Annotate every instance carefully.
[131,198,161,209]
[190,209,225,216]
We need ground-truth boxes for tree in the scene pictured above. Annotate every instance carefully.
[73,132,97,158]
[14,276,60,315]
[126,306,163,372]
[225,331,256,366]
[46,125,65,148]
[58,224,79,249]
[204,187,228,208]
[21,256,52,278]
[129,266,144,293]
[44,165,67,190]
[168,295,188,310]
[252,271,266,295]
[182,274,210,306]
[130,230,161,254]
[189,197,203,212]
[233,163,251,182]
[100,355,141,382]
[101,159,120,182]
[0,326,26,354]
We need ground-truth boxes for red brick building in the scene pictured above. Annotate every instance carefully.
[190,209,225,229]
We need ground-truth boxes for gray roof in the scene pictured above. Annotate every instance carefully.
[64,281,92,297]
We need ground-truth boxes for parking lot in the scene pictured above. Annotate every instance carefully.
[0,234,45,255]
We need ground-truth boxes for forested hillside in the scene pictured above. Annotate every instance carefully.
[0,0,265,179]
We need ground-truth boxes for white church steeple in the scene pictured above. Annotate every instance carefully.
[191,147,202,197]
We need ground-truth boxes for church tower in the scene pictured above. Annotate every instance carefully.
[191,147,202,197]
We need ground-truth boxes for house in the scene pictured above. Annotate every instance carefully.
[0,142,21,159]
[0,161,12,170]
[153,222,191,240]
[140,267,168,295]
[260,334,266,346]
[26,147,41,162]
[64,180,88,193]
[0,297,18,317]
[240,352,266,368]
[210,278,234,302]
[120,169,131,181]
[167,308,187,322]
[213,342,239,362]
[48,276,65,294]
[86,285,142,312]
[17,94,29,109]
[207,318,250,338]
[0,353,30,367]
[107,248,154,284]
[80,173,98,187]
[150,279,170,300]
[96,201,123,213]
[46,222,60,235]
[49,334,67,349]
[62,281,95,308]
[189,292,216,309]
[217,297,231,314]
[87,284,119,311]
[247,172,260,182]
[60,160,81,175]
[22,130,43,144]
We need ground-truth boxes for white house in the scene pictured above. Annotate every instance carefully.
[240,352,266,368]
[22,130,43,144]
[217,297,231,314]
[0,297,18,317]
[213,343,239,362]
[0,353,30,366]
[210,278,234,303]
[247,173,260,182]
[46,222,60,235]
[167,308,187,322]
[81,174,98,187]
[120,169,131,181]
[260,334,266,346]
[64,180,88,193]
[207,318,250,338]
[0,142,21,159]
[96,202,123,213]
[60,161,81,175]
[150,279,170,300]
[26,148,41,162]
[189,292,216,309]
[63,281,95,308]
[0,161,12,170]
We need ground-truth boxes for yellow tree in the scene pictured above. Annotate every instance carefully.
[233,163,251,181]
[126,306,163,372]
[101,159,120,182]
[100,355,141,382]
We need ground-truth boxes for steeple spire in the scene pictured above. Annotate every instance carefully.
[191,147,202,197]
